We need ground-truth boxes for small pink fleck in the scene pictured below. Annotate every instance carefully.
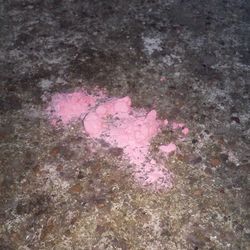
[150,159,156,164]
[182,127,189,135]
[172,122,185,130]
[160,76,166,82]
[164,119,169,126]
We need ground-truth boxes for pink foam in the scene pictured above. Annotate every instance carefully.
[46,90,189,191]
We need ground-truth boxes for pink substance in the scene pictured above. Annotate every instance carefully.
[164,119,169,126]
[47,91,97,125]
[172,122,185,130]
[134,162,172,190]
[182,127,189,135]
[96,105,172,190]
[47,90,189,191]
[84,96,132,138]
[96,96,132,116]
[84,112,104,137]
[160,76,166,82]
[102,110,160,163]
[159,143,177,156]
[172,122,189,136]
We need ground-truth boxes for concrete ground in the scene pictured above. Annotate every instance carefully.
[0,0,249,249]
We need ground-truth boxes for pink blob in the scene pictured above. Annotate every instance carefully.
[47,91,97,125]
[46,89,189,191]
[159,143,177,155]
[172,122,185,130]
[96,96,131,118]
[114,96,132,114]
[164,119,169,126]
[160,76,166,82]
[84,112,104,138]
[182,127,189,135]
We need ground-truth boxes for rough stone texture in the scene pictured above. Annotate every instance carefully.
[0,0,249,249]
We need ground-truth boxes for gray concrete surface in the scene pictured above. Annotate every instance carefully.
[0,0,249,249]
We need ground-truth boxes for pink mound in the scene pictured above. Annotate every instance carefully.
[46,91,97,125]
[47,90,189,191]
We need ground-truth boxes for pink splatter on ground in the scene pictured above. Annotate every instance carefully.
[47,90,189,191]
[159,143,177,156]
[172,122,189,135]
[47,91,98,125]
[172,122,185,130]
[182,127,189,135]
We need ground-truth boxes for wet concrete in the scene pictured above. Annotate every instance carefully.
[0,0,249,249]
